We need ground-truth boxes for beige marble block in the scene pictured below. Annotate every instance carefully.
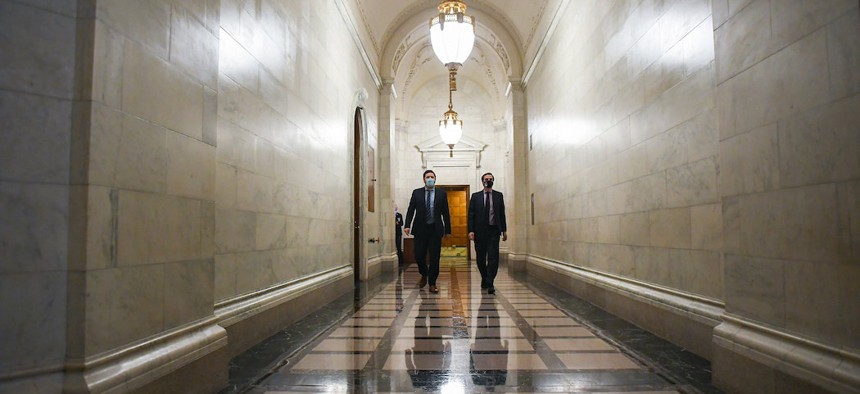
[718,29,830,139]
[827,11,860,100]
[649,208,691,249]
[166,131,216,200]
[691,203,723,252]
[98,0,170,59]
[666,157,719,207]
[169,3,218,88]
[778,94,860,188]
[714,0,771,83]
[719,123,779,197]
[115,114,167,193]
[0,2,76,98]
[738,184,839,263]
[86,265,165,355]
[0,272,66,370]
[620,211,650,246]
[116,191,203,265]
[164,259,213,328]
[0,91,72,184]
[724,254,785,326]
[122,43,203,140]
[0,183,68,273]
[215,209,256,253]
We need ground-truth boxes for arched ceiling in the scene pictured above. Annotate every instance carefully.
[347,0,561,118]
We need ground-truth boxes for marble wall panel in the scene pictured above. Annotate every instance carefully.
[0,272,66,371]
[724,254,785,325]
[0,2,76,98]
[122,43,203,140]
[117,191,203,265]
[738,184,839,263]
[717,28,830,139]
[0,183,68,273]
[649,208,691,249]
[778,94,860,188]
[719,123,779,197]
[98,0,170,59]
[164,259,214,328]
[169,3,219,88]
[85,186,115,270]
[691,203,723,252]
[666,157,719,207]
[115,114,168,193]
[166,131,216,200]
[85,265,165,355]
[667,249,722,299]
[827,11,860,100]
[837,181,860,263]
[0,91,72,184]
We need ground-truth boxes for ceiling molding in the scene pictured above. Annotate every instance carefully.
[522,0,570,87]
[334,0,382,90]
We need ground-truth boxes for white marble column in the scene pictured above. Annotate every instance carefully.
[377,80,398,272]
[505,80,529,271]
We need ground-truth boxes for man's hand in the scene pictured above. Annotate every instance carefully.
[502,232,507,242]
[404,228,410,236]
[468,232,475,240]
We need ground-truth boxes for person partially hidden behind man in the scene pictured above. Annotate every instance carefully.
[404,170,451,293]
[468,172,507,294]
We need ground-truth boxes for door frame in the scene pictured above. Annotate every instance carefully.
[437,184,470,261]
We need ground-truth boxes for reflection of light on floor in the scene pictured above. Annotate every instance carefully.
[440,379,466,394]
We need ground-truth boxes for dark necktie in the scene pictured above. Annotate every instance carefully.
[426,190,433,224]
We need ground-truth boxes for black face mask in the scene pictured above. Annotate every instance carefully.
[483,180,494,188]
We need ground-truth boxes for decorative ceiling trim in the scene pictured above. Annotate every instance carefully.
[355,0,381,55]
[522,0,570,87]
[334,0,382,90]
[523,1,550,54]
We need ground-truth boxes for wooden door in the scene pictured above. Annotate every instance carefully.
[443,188,469,248]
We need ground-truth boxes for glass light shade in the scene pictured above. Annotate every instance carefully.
[429,14,475,65]
[439,119,463,145]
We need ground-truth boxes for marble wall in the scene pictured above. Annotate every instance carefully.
[527,0,722,299]
[213,0,379,301]
[1,0,381,390]
[526,0,860,390]
[712,0,860,366]
[0,1,77,386]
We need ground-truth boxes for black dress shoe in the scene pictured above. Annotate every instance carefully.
[480,281,489,289]
[487,287,495,294]
[418,275,427,288]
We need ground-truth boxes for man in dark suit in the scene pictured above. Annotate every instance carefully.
[468,172,507,294]
[395,204,404,265]
[404,170,451,293]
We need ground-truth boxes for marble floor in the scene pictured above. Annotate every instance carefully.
[222,261,722,393]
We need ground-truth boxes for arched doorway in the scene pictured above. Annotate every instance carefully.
[353,107,362,284]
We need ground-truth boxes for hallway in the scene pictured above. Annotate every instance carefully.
[224,262,717,393]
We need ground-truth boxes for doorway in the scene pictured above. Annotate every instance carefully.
[438,184,470,266]
[353,107,362,284]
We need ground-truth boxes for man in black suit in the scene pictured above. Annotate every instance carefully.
[395,204,404,265]
[468,172,507,294]
[404,170,451,293]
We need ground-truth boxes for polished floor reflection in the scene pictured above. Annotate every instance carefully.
[223,262,720,393]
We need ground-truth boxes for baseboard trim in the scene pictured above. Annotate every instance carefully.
[63,317,228,394]
[524,255,723,359]
[215,265,353,356]
[713,314,860,393]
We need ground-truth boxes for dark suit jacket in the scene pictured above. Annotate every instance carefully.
[468,190,507,236]
[405,187,451,238]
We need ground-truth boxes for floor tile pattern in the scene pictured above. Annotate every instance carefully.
[222,262,721,393]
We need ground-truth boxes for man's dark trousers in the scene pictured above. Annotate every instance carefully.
[474,226,501,287]
[413,223,441,285]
